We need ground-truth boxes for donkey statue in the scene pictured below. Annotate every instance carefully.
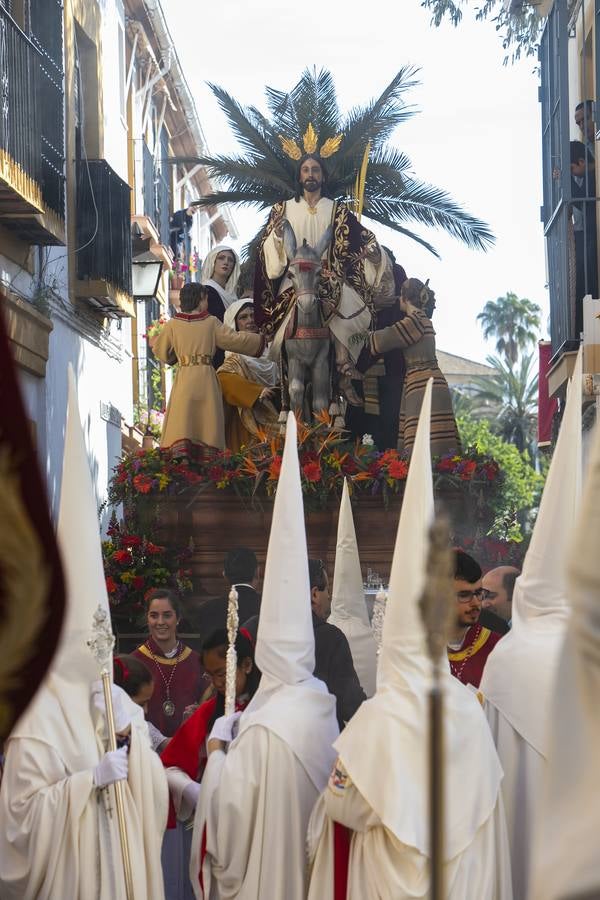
[281,220,334,419]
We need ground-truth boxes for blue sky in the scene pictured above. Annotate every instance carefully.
[163,0,547,363]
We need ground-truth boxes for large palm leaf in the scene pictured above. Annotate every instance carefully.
[194,67,494,256]
[470,353,538,455]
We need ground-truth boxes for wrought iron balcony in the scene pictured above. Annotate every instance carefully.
[0,5,65,244]
[76,159,134,316]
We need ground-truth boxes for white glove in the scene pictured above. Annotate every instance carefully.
[93,746,129,788]
[208,711,242,745]
[91,682,132,734]
[182,780,201,810]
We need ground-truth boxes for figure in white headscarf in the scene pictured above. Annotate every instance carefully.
[189,413,338,900]
[481,349,582,900]
[307,379,512,900]
[201,245,242,368]
[328,479,377,698]
[217,298,279,451]
[0,371,168,900]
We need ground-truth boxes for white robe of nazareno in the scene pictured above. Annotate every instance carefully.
[191,726,319,900]
[484,701,544,900]
[307,762,513,900]
[262,197,380,360]
[0,692,168,900]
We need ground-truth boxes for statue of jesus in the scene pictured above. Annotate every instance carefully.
[253,151,386,406]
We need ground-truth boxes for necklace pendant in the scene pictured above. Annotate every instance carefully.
[307,205,318,215]
[163,699,176,717]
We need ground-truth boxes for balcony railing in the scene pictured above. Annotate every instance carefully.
[142,139,171,246]
[76,159,132,299]
[0,5,65,241]
[0,9,42,202]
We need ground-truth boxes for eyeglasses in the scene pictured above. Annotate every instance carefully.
[481,589,498,602]
[455,588,484,603]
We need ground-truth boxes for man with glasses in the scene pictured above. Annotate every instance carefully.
[447,550,503,687]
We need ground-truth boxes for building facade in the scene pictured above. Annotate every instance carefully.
[0,0,233,521]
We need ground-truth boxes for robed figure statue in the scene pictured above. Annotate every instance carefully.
[254,146,386,415]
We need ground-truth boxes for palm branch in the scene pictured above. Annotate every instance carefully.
[194,67,494,256]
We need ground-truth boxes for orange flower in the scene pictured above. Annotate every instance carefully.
[133,474,153,494]
[106,576,117,594]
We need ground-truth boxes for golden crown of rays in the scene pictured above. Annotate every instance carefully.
[278,123,343,160]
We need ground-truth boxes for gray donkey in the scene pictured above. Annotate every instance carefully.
[281,220,333,418]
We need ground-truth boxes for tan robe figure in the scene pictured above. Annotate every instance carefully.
[153,313,263,456]
[370,306,460,456]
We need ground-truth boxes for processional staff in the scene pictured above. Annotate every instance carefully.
[87,605,134,900]
[224,585,239,717]
[418,516,454,900]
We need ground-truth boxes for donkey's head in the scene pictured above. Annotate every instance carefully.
[282,221,333,316]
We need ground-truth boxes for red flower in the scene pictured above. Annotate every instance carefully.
[388,459,408,480]
[116,471,128,484]
[302,460,322,483]
[368,460,382,477]
[380,448,399,466]
[146,542,164,555]
[133,474,153,494]
[341,456,358,476]
[268,456,282,480]
[459,460,477,480]
[105,576,117,594]
[132,575,145,590]
[208,466,226,482]
[436,456,456,473]
[112,549,132,564]
[121,534,142,547]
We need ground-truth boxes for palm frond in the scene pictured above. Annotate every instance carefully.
[373,178,495,250]
[289,67,341,137]
[197,154,296,197]
[362,208,441,257]
[191,189,279,210]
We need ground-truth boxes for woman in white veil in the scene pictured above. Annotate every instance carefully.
[201,246,241,368]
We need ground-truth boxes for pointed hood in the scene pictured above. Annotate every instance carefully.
[481,348,583,756]
[377,379,435,691]
[254,411,315,686]
[11,367,111,768]
[531,382,600,900]
[328,480,377,696]
[514,346,582,627]
[335,379,502,859]
[238,413,338,790]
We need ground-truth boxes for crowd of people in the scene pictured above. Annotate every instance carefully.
[0,337,598,900]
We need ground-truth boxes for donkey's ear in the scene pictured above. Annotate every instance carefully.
[314,225,333,259]
[282,220,297,260]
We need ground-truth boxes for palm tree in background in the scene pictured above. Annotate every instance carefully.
[192,67,494,257]
[469,353,539,456]
[477,292,541,366]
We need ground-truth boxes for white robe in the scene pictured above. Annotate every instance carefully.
[262,197,380,361]
[191,726,319,900]
[0,695,168,900]
[307,761,513,900]
[485,701,544,900]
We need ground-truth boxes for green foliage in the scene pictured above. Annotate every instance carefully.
[193,67,494,258]
[421,0,543,63]
[477,292,541,365]
[469,352,539,456]
[458,413,544,540]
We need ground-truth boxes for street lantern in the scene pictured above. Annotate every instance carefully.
[132,251,163,299]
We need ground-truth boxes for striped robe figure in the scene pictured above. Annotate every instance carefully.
[370,306,460,456]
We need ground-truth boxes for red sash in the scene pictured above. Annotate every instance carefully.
[333,823,351,900]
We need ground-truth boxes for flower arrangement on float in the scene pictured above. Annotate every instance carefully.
[102,514,194,626]
[108,410,502,511]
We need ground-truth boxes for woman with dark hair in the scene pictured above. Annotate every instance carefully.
[369,277,461,457]
[113,654,169,753]
[160,627,260,827]
[151,282,265,460]
[132,589,209,738]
